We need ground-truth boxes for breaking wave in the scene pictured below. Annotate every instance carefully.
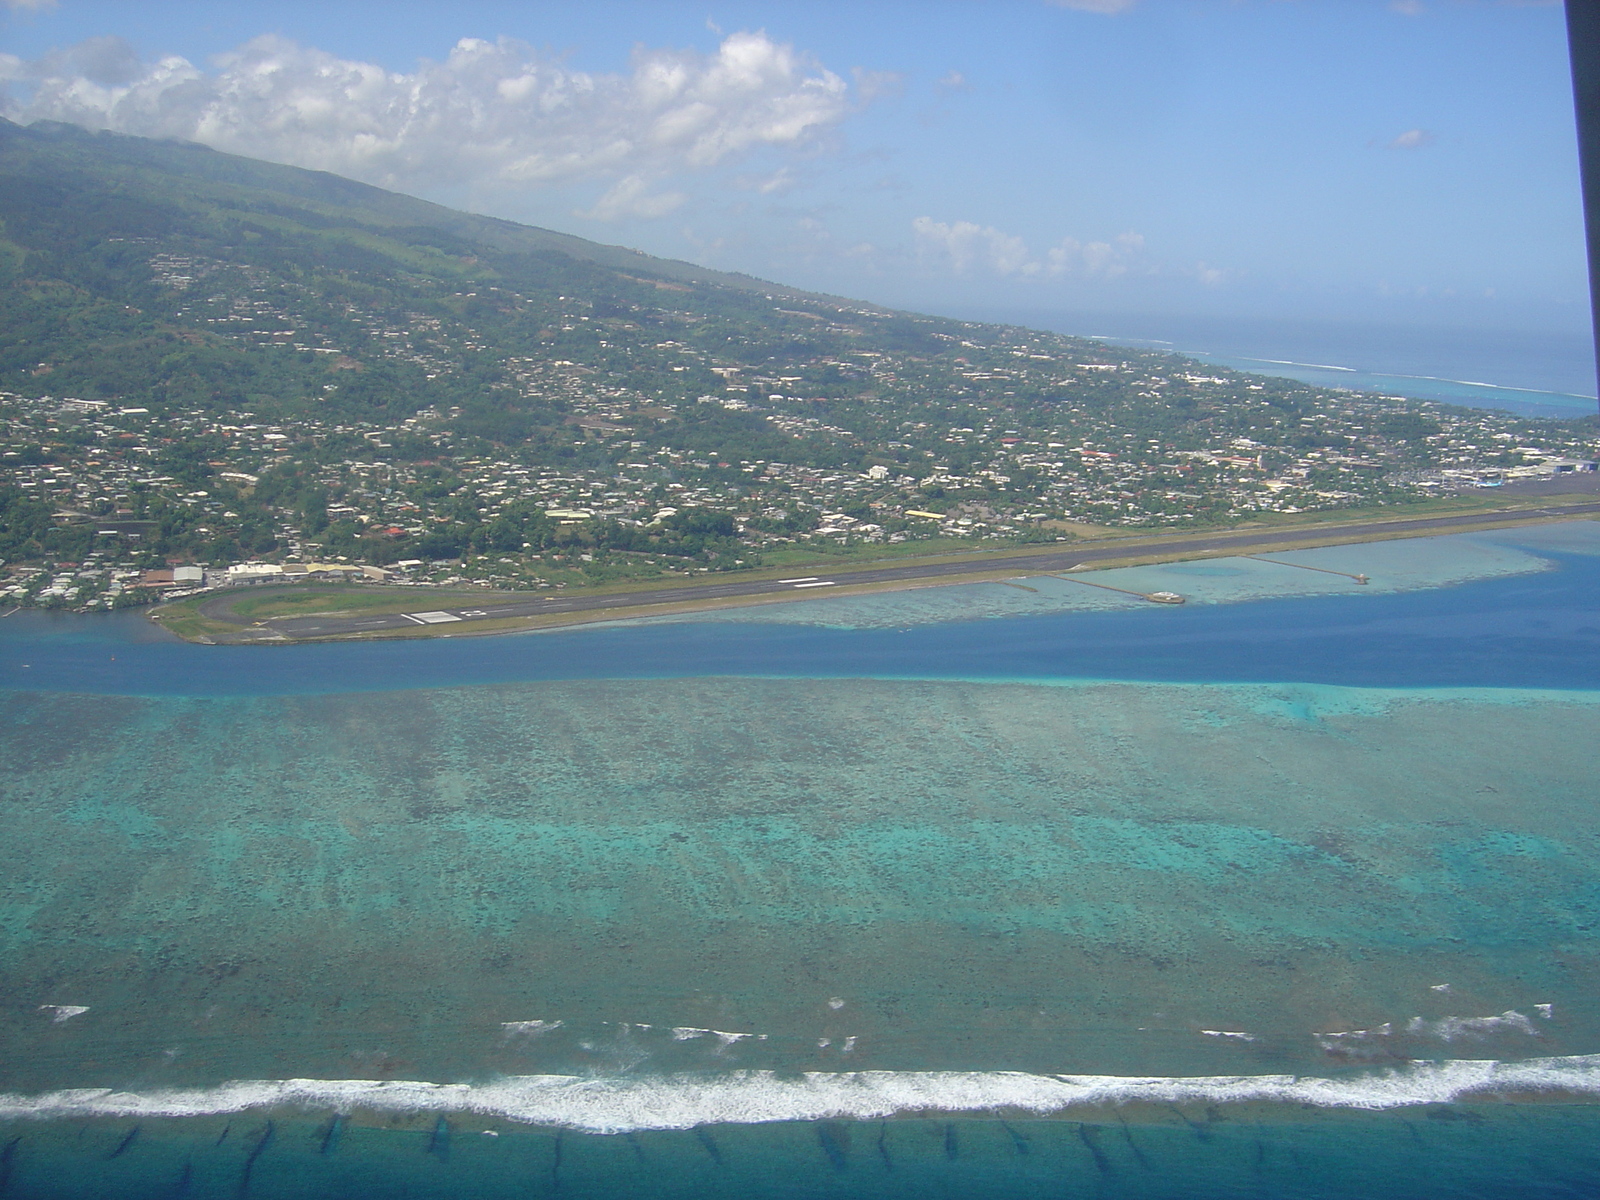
[1317,1006,1554,1052]
[4,1057,1600,1135]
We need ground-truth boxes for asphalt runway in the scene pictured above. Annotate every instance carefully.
[248,501,1600,640]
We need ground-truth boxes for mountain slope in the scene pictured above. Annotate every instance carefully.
[0,116,936,425]
[0,117,809,295]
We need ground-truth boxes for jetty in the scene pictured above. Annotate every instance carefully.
[1049,572,1186,604]
[1244,556,1369,584]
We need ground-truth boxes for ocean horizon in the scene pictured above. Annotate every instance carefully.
[955,311,1600,418]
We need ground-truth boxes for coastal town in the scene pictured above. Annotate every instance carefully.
[3,125,1596,615]
[2,334,1595,611]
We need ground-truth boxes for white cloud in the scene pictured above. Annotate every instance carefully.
[1389,128,1436,149]
[1389,0,1427,14]
[576,175,686,221]
[2,0,57,10]
[934,70,970,95]
[1048,0,1138,13]
[734,166,797,195]
[914,218,1147,280]
[1,30,853,209]
[913,216,1035,275]
[1046,231,1144,278]
[852,67,904,105]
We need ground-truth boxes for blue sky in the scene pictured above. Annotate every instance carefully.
[0,1,1585,339]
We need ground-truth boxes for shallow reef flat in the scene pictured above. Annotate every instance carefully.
[2,675,1598,1092]
[631,522,1600,630]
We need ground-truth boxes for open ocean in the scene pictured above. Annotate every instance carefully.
[966,311,1600,418]
[2,524,1600,1197]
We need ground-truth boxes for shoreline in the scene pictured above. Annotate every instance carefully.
[150,496,1600,645]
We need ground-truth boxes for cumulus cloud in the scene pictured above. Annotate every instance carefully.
[914,217,1146,280]
[576,175,686,221]
[0,30,853,213]
[1389,128,1436,149]
[912,217,1035,275]
[1045,231,1144,278]
[934,70,970,95]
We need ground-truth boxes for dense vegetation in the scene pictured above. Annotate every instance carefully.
[0,118,866,427]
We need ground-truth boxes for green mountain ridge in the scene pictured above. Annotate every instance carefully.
[1,116,824,297]
[0,115,887,424]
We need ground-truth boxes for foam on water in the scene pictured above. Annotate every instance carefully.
[1407,1011,1543,1041]
[36,1006,88,1024]
[499,1020,561,1040]
[1316,1009,1556,1054]
[4,1058,1600,1133]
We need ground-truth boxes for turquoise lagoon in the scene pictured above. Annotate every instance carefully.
[2,524,1600,1197]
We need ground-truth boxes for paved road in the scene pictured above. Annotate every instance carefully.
[258,502,1600,640]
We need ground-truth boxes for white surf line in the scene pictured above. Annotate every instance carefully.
[1179,351,1597,402]
[1372,372,1597,400]
[1080,334,1597,401]
[1240,356,1357,372]
[6,1059,1600,1133]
